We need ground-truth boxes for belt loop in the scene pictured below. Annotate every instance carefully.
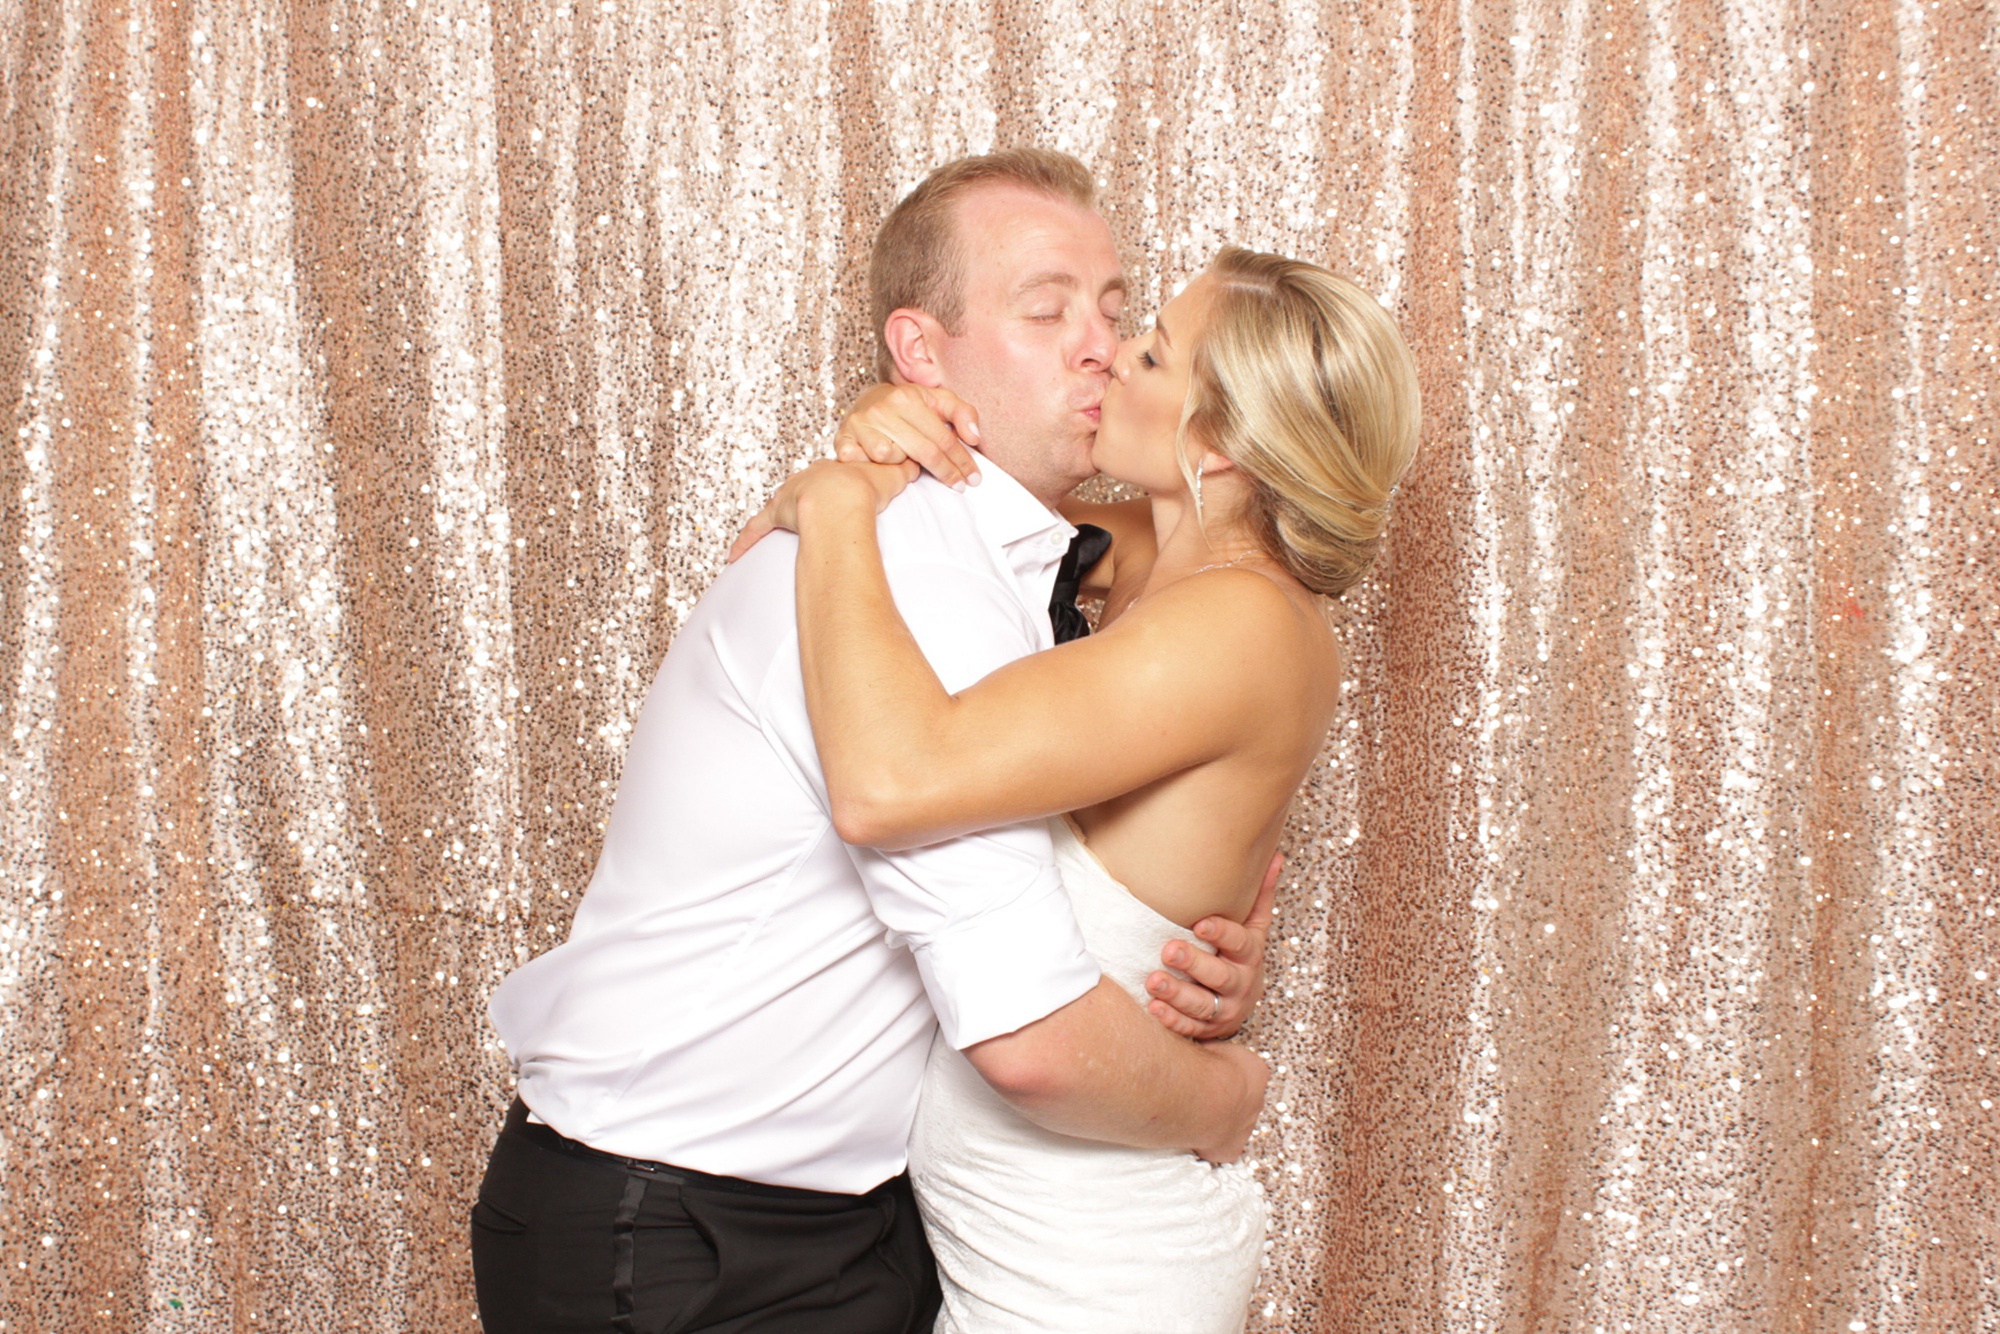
[610,1172,650,1334]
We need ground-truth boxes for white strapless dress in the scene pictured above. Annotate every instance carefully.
[909,818,1267,1333]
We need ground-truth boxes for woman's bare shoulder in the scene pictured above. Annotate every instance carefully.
[1104,567,1338,692]
[1123,565,1322,631]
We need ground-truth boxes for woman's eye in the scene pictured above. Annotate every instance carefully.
[1138,350,1157,369]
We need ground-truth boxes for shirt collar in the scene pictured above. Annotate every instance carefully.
[959,452,1078,583]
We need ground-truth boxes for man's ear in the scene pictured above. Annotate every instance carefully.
[883,308,948,388]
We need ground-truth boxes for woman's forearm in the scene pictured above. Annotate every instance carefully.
[791,485,963,845]
[785,477,1254,849]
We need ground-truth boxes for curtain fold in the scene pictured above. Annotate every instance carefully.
[2,0,1994,1328]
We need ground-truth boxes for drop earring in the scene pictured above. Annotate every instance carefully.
[1194,460,1205,514]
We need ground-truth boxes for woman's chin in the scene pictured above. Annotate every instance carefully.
[1085,454,1163,494]
[1084,446,1132,486]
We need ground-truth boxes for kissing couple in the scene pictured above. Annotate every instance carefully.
[473,147,1420,1333]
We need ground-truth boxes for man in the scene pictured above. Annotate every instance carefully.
[473,149,1270,1333]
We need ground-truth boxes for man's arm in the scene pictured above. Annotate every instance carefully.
[966,978,1268,1164]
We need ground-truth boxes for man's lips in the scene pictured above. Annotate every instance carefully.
[1081,406,1101,423]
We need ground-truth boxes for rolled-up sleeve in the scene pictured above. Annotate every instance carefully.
[849,824,1096,1049]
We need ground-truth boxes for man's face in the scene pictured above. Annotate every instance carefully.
[926,185,1125,504]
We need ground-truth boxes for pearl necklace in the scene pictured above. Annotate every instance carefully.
[1112,550,1268,620]
[1184,551,1265,578]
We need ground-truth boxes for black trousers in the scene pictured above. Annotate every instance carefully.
[471,1101,941,1334]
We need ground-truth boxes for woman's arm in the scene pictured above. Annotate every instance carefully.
[785,474,1299,850]
[732,460,1278,1035]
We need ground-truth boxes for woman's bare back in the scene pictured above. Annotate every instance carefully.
[1068,563,1342,927]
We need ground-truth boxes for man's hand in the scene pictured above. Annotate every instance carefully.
[834,384,984,490]
[965,977,1270,1165]
[1191,1039,1271,1165]
[1145,852,1280,1040]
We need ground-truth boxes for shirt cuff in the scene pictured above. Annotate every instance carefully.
[913,872,1100,1050]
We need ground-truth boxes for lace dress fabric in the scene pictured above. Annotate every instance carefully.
[910,819,1267,1333]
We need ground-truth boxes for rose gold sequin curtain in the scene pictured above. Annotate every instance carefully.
[3,0,1995,1329]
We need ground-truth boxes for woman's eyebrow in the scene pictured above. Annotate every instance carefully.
[1155,315,1173,348]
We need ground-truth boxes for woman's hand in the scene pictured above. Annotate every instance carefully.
[726,458,920,563]
[1144,852,1280,1040]
[834,384,985,490]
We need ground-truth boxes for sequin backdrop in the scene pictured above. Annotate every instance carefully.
[3,0,1996,1328]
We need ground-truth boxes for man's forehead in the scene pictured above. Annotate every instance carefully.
[952,186,1123,288]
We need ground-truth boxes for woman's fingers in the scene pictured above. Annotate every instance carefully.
[870,395,979,489]
[1160,944,1252,1037]
[1144,983,1226,1040]
[1146,965,1238,1040]
[834,386,920,468]
[728,458,913,563]
[725,509,778,563]
[833,386,984,489]
[837,421,918,467]
[1162,940,1235,993]
[1153,853,1283,1039]
[1192,914,1249,958]
[1144,996,1209,1040]
[914,387,983,486]
[928,386,983,447]
[901,431,977,491]
[889,407,975,488]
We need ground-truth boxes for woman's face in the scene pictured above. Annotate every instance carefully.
[1090,273,1218,492]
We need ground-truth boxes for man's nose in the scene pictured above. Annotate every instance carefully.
[1074,310,1117,372]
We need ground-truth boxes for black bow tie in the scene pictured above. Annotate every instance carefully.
[1049,524,1114,645]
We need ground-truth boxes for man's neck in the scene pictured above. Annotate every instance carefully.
[968,445,1078,515]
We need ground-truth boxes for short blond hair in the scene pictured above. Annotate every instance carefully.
[869,149,1098,380]
[1180,248,1422,598]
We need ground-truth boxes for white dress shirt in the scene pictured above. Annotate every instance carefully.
[488,458,1100,1194]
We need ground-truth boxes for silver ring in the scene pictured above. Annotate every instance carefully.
[1207,992,1222,1022]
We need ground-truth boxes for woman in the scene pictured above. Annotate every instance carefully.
[737,247,1420,1331]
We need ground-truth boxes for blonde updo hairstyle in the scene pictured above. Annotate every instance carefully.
[1178,247,1421,599]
